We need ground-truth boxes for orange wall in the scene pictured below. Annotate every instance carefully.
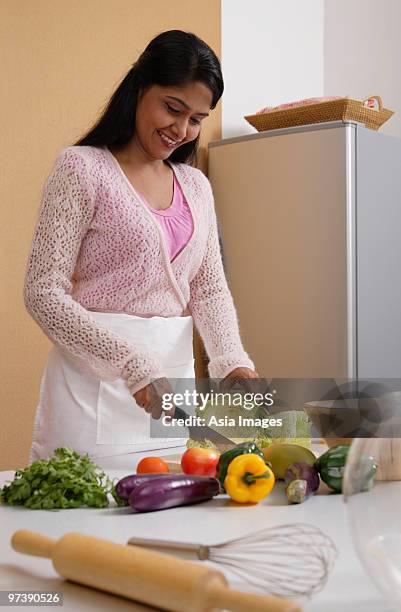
[1,0,221,470]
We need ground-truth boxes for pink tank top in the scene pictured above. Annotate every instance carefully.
[143,173,194,262]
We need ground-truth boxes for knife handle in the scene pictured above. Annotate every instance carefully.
[172,406,191,420]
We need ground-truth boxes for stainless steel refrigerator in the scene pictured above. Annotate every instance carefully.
[208,121,401,380]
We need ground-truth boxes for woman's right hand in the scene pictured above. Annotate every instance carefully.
[133,377,175,420]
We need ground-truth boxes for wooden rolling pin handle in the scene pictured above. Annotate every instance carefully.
[205,581,301,612]
[11,530,55,559]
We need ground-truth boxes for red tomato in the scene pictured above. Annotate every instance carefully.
[137,457,170,474]
[181,448,220,477]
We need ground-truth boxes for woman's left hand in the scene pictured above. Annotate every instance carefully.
[219,367,261,393]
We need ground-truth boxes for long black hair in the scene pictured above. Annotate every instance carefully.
[74,30,223,164]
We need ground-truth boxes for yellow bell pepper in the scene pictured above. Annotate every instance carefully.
[224,453,275,503]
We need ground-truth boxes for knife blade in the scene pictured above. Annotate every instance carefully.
[173,405,235,450]
[93,404,235,459]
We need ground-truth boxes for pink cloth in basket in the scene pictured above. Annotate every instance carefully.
[256,96,344,114]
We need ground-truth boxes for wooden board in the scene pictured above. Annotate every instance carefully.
[163,454,183,473]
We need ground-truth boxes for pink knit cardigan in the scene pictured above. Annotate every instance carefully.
[23,146,255,394]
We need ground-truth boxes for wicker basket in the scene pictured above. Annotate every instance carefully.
[245,95,394,132]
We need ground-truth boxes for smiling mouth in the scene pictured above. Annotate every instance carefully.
[157,130,182,148]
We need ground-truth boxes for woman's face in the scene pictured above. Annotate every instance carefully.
[134,81,213,161]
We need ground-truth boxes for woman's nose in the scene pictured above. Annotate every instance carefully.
[171,118,188,141]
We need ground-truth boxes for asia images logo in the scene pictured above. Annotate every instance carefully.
[161,390,276,412]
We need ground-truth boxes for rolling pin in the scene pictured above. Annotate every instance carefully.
[11,530,300,612]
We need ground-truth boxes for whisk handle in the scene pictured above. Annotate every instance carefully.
[127,537,210,561]
[205,582,301,612]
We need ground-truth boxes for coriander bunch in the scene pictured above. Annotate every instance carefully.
[0,447,114,509]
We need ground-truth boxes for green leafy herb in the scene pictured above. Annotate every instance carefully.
[0,447,115,509]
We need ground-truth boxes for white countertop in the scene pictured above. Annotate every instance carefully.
[0,445,392,612]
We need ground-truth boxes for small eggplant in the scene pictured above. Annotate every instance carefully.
[115,473,178,501]
[286,479,310,504]
[284,461,320,493]
[129,475,220,512]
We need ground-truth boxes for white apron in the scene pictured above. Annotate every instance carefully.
[29,312,194,467]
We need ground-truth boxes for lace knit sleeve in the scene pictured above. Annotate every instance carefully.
[23,148,165,394]
[188,173,255,379]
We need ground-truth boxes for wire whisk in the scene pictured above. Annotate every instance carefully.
[128,522,338,599]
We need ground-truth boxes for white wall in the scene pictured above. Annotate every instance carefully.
[221,0,324,138]
[324,0,401,137]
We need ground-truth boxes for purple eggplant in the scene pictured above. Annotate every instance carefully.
[116,473,179,501]
[129,475,220,512]
[284,462,320,493]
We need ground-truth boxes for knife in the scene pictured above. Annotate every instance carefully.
[94,378,285,459]
[93,403,235,459]
[172,405,235,450]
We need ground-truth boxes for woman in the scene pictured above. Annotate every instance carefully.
[24,30,258,465]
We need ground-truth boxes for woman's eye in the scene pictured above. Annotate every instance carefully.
[166,104,180,115]
[165,103,202,126]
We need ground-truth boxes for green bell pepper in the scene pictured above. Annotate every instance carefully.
[315,444,350,492]
[316,444,378,494]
